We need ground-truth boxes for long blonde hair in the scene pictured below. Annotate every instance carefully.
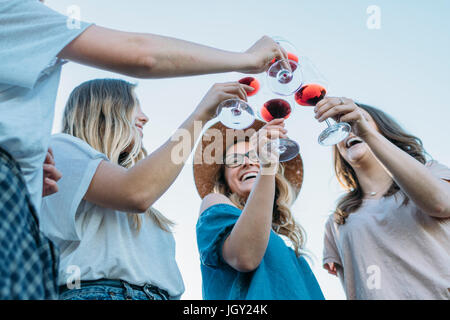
[333,103,426,224]
[213,161,306,256]
[62,78,174,232]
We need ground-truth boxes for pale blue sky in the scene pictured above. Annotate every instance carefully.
[47,0,450,299]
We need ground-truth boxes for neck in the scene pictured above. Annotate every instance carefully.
[351,152,393,198]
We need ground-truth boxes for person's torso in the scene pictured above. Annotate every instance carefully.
[202,230,324,300]
[0,59,65,211]
[54,201,185,299]
[335,194,450,299]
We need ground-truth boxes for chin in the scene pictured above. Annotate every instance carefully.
[345,143,370,164]
[235,181,255,198]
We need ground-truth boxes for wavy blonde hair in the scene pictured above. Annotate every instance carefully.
[213,159,306,256]
[62,78,174,232]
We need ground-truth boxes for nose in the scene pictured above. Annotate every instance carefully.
[242,156,259,168]
[138,113,149,126]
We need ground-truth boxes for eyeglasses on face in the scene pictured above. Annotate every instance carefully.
[224,150,259,168]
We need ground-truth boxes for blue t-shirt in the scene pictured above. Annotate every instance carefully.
[0,0,92,212]
[196,203,325,300]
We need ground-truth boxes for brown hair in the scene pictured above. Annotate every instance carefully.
[62,78,174,232]
[333,103,427,224]
[213,151,306,256]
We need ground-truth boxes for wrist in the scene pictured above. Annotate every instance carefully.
[360,125,380,142]
[235,52,256,73]
[193,106,215,123]
[260,162,279,176]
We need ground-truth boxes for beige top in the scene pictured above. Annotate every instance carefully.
[323,160,450,299]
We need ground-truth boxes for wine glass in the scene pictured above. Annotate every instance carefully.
[216,99,255,130]
[238,77,260,97]
[259,98,300,162]
[294,79,351,146]
[271,36,300,63]
[266,59,303,96]
[266,37,303,96]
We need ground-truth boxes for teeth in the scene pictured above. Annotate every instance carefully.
[346,137,362,148]
[241,172,257,181]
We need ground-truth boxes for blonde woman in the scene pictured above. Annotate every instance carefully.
[193,119,324,299]
[40,78,253,300]
[1,0,285,299]
[316,98,450,299]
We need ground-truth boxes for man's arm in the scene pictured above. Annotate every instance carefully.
[59,25,286,78]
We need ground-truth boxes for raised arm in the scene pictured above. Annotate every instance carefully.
[315,97,450,218]
[59,25,286,78]
[200,120,287,272]
[83,82,253,213]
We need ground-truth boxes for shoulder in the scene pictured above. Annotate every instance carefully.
[50,133,108,161]
[324,214,340,233]
[425,160,450,181]
[196,195,241,234]
[199,193,236,216]
[425,159,448,169]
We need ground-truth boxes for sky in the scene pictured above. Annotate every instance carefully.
[46,0,450,299]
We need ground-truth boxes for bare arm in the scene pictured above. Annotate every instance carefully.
[200,120,287,272]
[84,82,252,212]
[315,97,450,218]
[59,26,286,78]
[362,130,450,218]
[200,174,276,272]
[222,173,277,272]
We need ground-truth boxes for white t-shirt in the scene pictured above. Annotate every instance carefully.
[323,160,450,300]
[0,0,92,212]
[40,134,185,299]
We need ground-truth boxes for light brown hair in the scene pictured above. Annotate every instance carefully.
[333,103,426,224]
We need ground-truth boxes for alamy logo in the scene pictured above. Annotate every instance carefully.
[67,5,81,30]
[366,265,381,290]
[366,5,381,30]
[66,265,81,290]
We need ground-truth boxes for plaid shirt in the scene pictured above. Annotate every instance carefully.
[0,147,59,299]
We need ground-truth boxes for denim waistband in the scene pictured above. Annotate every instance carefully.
[59,278,170,300]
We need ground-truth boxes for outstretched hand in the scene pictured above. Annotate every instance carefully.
[240,36,288,74]
[195,82,254,120]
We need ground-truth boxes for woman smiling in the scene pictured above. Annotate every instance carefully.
[193,119,324,300]
[316,98,450,299]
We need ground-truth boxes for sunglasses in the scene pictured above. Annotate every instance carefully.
[224,150,259,168]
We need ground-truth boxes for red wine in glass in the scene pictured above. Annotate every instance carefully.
[294,83,351,146]
[239,77,260,97]
[261,98,291,122]
[260,99,299,162]
[294,83,327,106]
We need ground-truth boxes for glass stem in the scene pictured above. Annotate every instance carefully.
[325,119,332,127]
[231,105,242,116]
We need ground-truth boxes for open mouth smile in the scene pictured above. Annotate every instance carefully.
[239,171,258,182]
[345,137,363,149]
